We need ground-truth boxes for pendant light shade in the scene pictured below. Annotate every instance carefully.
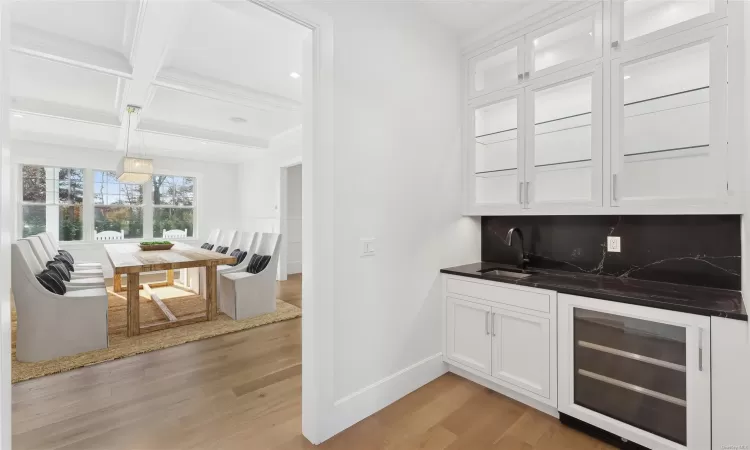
[116,105,153,184]
[117,157,153,183]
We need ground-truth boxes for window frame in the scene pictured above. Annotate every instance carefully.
[151,173,197,239]
[17,164,85,241]
[93,169,146,241]
[16,164,199,243]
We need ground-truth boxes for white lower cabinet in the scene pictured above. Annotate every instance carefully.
[491,308,551,398]
[446,297,492,374]
[443,275,556,408]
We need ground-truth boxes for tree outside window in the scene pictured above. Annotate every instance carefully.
[94,171,144,239]
[21,165,83,240]
[153,175,195,238]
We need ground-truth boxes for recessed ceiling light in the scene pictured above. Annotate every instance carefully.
[290,72,301,79]
[588,32,593,36]
[533,39,539,46]
[13,113,23,118]
[230,117,247,124]
[624,75,631,80]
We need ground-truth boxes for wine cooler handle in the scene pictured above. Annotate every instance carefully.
[698,327,703,371]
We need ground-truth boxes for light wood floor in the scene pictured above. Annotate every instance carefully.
[12,273,611,450]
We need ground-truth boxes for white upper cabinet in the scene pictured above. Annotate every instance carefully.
[610,25,727,208]
[525,63,603,209]
[468,89,525,212]
[463,1,737,215]
[526,3,603,80]
[469,38,524,98]
[611,0,727,52]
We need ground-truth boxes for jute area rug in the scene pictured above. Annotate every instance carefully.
[12,286,301,383]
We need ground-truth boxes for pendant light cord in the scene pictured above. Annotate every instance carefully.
[125,108,131,158]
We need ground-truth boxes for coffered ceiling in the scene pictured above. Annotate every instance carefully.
[9,0,311,163]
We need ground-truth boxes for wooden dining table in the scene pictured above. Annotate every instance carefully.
[104,243,236,337]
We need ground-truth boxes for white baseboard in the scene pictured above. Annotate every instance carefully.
[448,365,559,418]
[326,353,447,441]
[287,261,302,274]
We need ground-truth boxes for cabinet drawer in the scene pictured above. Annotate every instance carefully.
[446,277,550,313]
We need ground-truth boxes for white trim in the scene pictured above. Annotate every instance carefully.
[0,1,11,447]
[331,353,447,433]
[449,365,559,418]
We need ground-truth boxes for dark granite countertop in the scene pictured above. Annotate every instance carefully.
[441,262,747,321]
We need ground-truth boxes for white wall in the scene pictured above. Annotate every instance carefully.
[287,163,302,274]
[239,126,302,234]
[10,140,241,277]
[300,2,480,440]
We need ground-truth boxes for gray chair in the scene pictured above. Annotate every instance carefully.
[219,233,282,320]
[42,232,102,270]
[12,240,108,362]
[36,233,103,278]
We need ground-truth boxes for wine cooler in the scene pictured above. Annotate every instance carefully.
[558,294,711,450]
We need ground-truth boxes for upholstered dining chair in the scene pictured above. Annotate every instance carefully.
[36,233,104,279]
[11,240,108,362]
[218,233,282,320]
[43,232,102,270]
[22,237,105,290]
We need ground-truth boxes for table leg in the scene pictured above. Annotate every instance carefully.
[127,272,141,337]
[206,266,217,321]
[113,273,122,293]
[166,270,175,286]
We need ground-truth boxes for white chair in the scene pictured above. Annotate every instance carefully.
[12,241,108,362]
[205,229,220,248]
[214,229,237,253]
[22,238,105,290]
[219,233,282,320]
[40,232,102,270]
[163,229,188,239]
[95,230,124,241]
[218,232,259,274]
[36,234,103,278]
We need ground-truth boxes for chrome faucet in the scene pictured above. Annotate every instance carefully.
[505,227,530,269]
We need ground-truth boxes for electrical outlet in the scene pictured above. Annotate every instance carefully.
[607,236,621,253]
[361,238,375,257]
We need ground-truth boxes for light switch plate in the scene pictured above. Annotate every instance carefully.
[361,238,375,257]
[607,236,621,253]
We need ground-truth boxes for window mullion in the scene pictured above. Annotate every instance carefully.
[83,168,94,241]
[144,178,154,239]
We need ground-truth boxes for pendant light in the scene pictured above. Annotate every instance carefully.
[116,105,153,184]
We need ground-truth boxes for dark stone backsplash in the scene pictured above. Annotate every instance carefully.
[482,215,741,290]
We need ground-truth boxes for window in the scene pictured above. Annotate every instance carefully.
[94,171,144,239]
[20,165,84,240]
[153,175,195,238]
[18,166,196,241]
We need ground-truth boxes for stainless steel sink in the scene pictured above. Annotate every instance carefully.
[480,269,534,279]
[477,266,537,279]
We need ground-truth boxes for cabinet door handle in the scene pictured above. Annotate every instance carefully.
[517,73,523,81]
[485,311,490,335]
[491,313,496,336]
[698,328,704,371]
[524,71,530,79]
[612,174,618,201]
[519,182,523,205]
[525,181,530,205]
[611,40,619,49]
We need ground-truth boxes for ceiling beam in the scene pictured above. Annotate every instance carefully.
[115,0,191,151]
[154,67,301,113]
[138,119,268,149]
[11,24,132,78]
[11,97,120,127]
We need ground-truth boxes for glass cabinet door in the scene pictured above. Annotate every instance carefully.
[574,309,689,445]
[526,3,603,80]
[469,38,524,98]
[469,90,524,210]
[610,26,727,207]
[611,0,727,51]
[524,63,602,209]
